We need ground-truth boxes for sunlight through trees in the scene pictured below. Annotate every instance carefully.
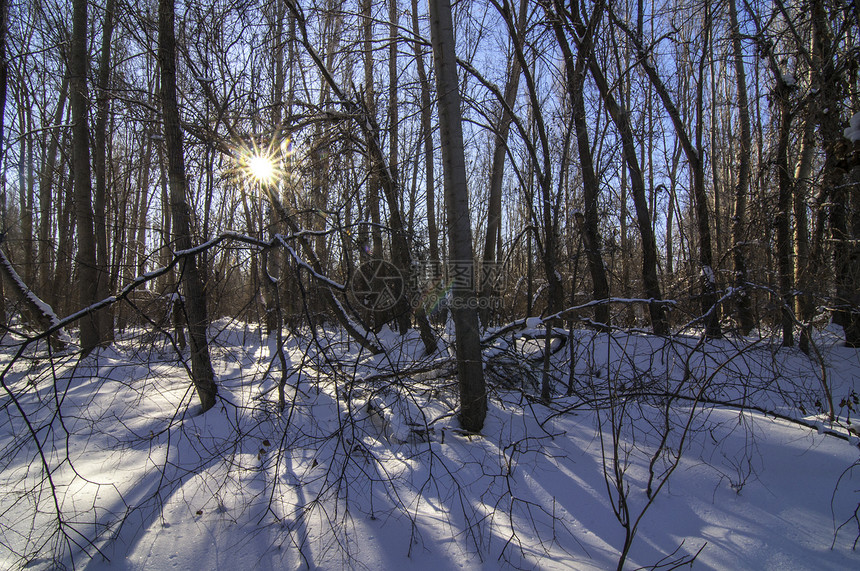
[0,0,859,567]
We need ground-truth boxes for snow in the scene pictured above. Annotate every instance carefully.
[1,323,859,570]
[278,237,346,291]
[0,251,60,329]
[845,112,860,142]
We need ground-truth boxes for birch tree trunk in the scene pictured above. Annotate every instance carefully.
[794,110,816,352]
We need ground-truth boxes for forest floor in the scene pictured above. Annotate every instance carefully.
[1,320,860,570]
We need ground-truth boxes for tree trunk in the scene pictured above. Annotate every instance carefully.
[811,0,858,346]
[708,50,723,260]
[615,11,719,337]
[665,144,682,280]
[0,0,7,323]
[388,0,399,203]
[484,0,527,267]
[794,109,816,353]
[774,79,795,347]
[479,0,528,327]
[385,0,412,334]
[93,0,116,342]
[567,2,668,335]
[411,0,443,349]
[159,0,218,411]
[15,85,35,292]
[363,0,384,258]
[70,0,102,353]
[54,154,76,317]
[241,183,263,325]
[263,0,286,336]
[427,0,486,432]
[311,9,340,281]
[38,76,68,305]
[548,0,610,329]
[691,7,721,338]
[410,0,439,266]
[728,0,754,335]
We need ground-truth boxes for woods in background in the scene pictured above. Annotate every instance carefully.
[1,0,859,356]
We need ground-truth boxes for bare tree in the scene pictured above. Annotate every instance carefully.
[563,0,668,335]
[774,73,795,347]
[810,0,860,346]
[93,0,117,342]
[363,0,384,258]
[613,5,720,337]
[546,0,611,329]
[284,0,438,354]
[159,0,218,411]
[427,0,486,431]
[410,0,439,266]
[728,0,755,335]
[0,0,7,323]
[483,0,527,268]
[70,0,102,353]
[37,75,67,306]
[13,80,34,288]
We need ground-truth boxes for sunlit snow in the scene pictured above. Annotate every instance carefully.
[1,322,858,570]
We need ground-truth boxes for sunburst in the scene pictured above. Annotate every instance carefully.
[234,135,295,191]
[246,153,277,185]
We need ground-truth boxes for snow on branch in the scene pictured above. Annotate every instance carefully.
[15,230,352,350]
[0,247,68,347]
[483,297,678,344]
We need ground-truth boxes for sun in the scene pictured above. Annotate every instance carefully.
[246,153,277,185]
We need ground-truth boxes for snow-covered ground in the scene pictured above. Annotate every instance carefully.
[1,320,859,570]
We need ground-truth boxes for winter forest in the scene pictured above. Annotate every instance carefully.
[1,0,860,568]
